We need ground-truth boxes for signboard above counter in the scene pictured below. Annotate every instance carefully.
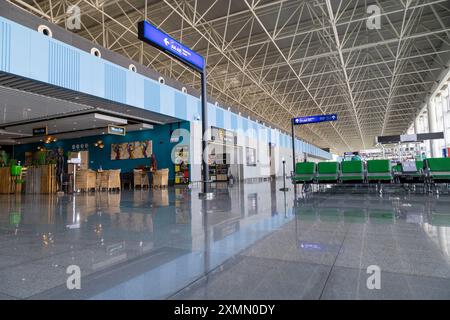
[108,125,126,136]
[32,126,48,136]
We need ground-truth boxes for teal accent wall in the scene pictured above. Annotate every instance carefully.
[12,122,190,180]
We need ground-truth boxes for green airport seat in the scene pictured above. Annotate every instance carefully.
[396,161,425,183]
[392,164,402,174]
[340,160,364,182]
[426,158,450,182]
[316,162,339,183]
[367,159,392,183]
[405,160,425,181]
[292,162,316,184]
[416,160,424,171]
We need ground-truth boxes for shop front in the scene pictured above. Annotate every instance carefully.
[0,121,190,194]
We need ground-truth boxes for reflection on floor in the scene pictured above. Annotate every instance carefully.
[0,181,449,299]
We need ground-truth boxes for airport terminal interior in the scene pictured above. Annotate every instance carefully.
[0,0,449,300]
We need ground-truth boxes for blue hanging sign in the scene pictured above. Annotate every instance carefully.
[138,20,205,72]
[292,114,337,125]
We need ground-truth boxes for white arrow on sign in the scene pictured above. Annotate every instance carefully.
[164,38,169,46]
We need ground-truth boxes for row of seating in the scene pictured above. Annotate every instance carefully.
[291,158,450,185]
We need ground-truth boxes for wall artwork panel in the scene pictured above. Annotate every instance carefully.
[111,140,152,160]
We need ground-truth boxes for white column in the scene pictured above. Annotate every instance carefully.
[428,99,439,157]
[414,116,421,134]
[444,87,450,151]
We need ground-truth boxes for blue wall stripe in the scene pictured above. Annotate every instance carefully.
[48,42,80,90]
[231,114,237,130]
[144,79,160,113]
[216,107,224,128]
[0,22,11,72]
[175,92,187,120]
[105,64,126,103]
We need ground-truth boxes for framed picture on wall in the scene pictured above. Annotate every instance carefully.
[246,147,257,166]
[110,140,152,160]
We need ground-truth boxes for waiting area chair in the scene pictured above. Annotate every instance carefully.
[340,160,365,183]
[426,158,450,183]
[292,162,316,184]
[316,161,339,183]
[367,159,393,183]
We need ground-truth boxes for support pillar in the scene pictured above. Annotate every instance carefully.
[428,100,439,157]
[414,116,421,134]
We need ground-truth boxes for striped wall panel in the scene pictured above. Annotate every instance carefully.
[144,79,160,113]
[0,21,11,72]
[48,42,80,90]
[174,91,187,120]
[105,64,126,104]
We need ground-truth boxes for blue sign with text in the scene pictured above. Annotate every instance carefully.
[292,114,337,125]
[138,21,205,72]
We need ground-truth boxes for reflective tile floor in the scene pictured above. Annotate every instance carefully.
[0,181,449,299]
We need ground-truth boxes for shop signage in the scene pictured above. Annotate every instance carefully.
[377,132,444,144]
[33,126,48,136]
[108,125,126,136]
[138,21,205,72]
[211,127,236,145]
[292,114,337,125]
[400,134,417,142]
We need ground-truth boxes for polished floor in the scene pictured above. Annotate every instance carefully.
[0,181,449,299]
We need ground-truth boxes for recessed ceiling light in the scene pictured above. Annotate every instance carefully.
[26,108,32,112]
[73,122,77,125]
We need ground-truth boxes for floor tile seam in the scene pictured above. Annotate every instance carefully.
[318,224,350,300]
